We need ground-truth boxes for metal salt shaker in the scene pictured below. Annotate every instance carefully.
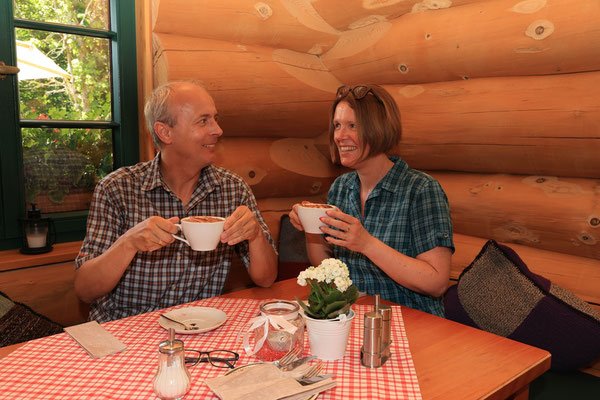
[361,294,392,368]
[361,311,383,368]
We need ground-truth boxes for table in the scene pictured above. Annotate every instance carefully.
[0,279,550,399]
[223,280,551,400]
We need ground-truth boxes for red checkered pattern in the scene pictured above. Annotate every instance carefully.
[0,298,421,399]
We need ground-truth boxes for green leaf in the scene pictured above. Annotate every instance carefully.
[312,299,324,313]
[308,279,327,299]
[324,288,343,303]
[343,286,359,305]
[323,300,346,315]
[295,297,311,313]
[327,304,351,319]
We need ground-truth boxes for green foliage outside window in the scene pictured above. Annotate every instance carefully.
[14,0,114,209]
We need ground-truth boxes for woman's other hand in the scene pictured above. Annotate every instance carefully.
[320,208,372,253]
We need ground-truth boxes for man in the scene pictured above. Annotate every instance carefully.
[74,81,278,322]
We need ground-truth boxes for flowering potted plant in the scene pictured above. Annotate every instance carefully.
[295,258,359,320]
[295,258,359,360]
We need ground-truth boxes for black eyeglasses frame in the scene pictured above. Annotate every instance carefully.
[184,349,240,369]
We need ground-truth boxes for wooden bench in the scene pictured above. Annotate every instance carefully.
[0,242,88,327]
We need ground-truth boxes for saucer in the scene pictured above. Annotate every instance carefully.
[158,307,227,334]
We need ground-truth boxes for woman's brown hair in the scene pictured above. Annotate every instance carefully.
[329,84,401,164]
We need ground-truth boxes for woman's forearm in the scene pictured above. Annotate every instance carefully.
[362,236,451,297]
[305,233,332,267]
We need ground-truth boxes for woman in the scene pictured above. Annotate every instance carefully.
[289,84,454,317]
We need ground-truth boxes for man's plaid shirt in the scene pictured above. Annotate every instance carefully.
[75,153,275,323]
[328,157,454,317]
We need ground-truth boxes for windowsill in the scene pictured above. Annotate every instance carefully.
[0,241,82,273]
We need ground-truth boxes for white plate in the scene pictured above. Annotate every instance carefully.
[225,364,317,400]
[158,307,227,334]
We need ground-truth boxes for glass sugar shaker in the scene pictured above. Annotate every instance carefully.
[153,328,191,400]
[255,300,305,361]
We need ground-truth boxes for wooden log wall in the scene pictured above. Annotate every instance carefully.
[148,0,600,300]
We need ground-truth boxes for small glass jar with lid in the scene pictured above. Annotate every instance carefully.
[153,328,191,400]
[254,300,305,361]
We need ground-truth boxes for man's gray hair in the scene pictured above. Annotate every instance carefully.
[144,80,206,149]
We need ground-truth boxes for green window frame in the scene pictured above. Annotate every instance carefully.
[0,0,139,250]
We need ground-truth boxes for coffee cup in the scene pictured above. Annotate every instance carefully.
[172,216,226,251]
[297,203,336,234]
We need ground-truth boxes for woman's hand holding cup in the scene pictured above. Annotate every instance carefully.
[291,201,337,234]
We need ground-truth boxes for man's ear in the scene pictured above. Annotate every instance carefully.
[154,121,172,145]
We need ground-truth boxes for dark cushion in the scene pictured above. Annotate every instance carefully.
[276,215,311,281]
[444,240,600,371]
[0,291,63,347]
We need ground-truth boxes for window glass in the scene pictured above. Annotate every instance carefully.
[17,27,112,121]
[13,0,110,29]
[22,127,113,213]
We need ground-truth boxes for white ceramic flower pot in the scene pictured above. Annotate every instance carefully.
[302,309,355,361]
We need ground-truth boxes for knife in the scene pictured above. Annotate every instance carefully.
[297,374,336,386]
[282,355,318,371]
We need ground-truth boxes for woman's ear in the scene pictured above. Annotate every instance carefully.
[154,121,172,145]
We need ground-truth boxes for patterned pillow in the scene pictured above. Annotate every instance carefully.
[444,240,600,371]
[0,291,63,347]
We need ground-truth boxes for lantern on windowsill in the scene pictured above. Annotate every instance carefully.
[19,203,55,254]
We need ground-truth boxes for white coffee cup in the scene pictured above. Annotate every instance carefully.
[297,203,336,234]
[172,216,226,251]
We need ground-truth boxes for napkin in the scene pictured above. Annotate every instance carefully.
[205,363,336,400]
[64,321,127,358]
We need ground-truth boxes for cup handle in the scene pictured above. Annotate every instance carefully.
[171,224,190,246]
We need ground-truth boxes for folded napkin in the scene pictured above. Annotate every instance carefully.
[205,363,336,400]
[64,321,127,359]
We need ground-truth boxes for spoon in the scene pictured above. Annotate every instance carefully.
[160,314,199,330]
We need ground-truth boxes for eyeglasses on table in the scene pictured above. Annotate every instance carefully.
[184,349,239,369]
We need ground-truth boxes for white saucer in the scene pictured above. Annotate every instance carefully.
[158,307,227,334]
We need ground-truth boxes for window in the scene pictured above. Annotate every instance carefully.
[0,0,139,250]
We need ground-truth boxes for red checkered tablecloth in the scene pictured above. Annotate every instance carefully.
[0,298,421,399]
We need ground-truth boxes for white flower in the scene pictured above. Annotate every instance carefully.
[334,276,351,292]
[297,258,353,292]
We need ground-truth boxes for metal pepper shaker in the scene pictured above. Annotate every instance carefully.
[361,311,383,368]
[378,304,392,363]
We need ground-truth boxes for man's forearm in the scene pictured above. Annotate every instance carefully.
[247,232,278,287]
[74,235,137,303]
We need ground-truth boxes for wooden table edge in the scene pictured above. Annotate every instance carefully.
[483,352,551,400]
[0,342,25,359]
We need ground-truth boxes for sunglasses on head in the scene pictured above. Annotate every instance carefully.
[336,85,383,103]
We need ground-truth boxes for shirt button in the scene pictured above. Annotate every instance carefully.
[359,279,365,284]
[443,233,449,238]
[177,254,181,261]
[171,285,176,291]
